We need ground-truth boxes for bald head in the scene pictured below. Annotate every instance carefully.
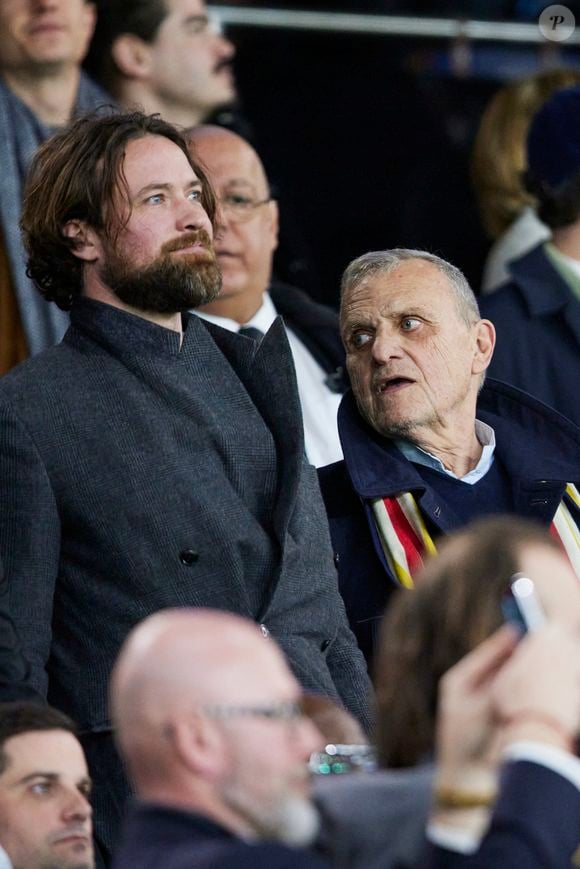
[110,609,322,843]
[111,608,292,742]
[187,125,279,323]
[189,125,270,196]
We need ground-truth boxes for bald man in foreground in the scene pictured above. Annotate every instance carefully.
[189,125,346,468]
[110,609,330,869]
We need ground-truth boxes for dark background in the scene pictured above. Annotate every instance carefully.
[212,4,580,305]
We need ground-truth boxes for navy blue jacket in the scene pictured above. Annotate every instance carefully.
[113,803,330,869]
[319,380,580,665]
[431,760,580,868]
[480,243,580,427]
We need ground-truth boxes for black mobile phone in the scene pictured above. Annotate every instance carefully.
[501,573,546,634]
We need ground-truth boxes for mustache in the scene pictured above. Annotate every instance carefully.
[214,58,233,74]
[48,823,90,845]
[161,229,214,256]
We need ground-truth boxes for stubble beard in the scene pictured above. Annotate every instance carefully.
[100,230,222,314]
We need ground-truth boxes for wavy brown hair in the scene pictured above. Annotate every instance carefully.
[21,110,218,311]
[375,516,560,769]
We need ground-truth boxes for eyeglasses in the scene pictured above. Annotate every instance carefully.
[218,193,272,224]
[201,700,303,722]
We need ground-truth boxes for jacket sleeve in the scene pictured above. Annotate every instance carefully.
[325,605,373,736]
[428,760,580,869]
[0,401,60,698]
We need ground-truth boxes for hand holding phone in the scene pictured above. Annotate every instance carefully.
[501,574,546,634]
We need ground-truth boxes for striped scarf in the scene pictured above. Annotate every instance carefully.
[372,484,580,589]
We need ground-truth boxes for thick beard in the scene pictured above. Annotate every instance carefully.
[100,235,222,315]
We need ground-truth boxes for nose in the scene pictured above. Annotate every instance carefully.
[371,328,403,366]
[62,789,92,823]
[297,716,325,759]
[214,31,236,60]
[176,196,213,239]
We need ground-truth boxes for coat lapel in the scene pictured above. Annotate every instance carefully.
[201,317,305,544]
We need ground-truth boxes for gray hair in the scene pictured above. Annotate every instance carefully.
[340,249,481,327]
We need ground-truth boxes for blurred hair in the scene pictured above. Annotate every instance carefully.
[85,0,167,92]
[0,703,76,775]
[340,249,480,328]
[472,68,580,239]
[374,516,560,769]
[21,110,217,311]
[525,168,580,230]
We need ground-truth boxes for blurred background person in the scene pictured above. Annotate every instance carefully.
[315,515,580,868]
[86,0,236,128]
[481,83,580,426]
[376,515,580,770]
[0,0,109,376]
[110,609,329,869]
[472,68,580,294]
[189,125,346,467]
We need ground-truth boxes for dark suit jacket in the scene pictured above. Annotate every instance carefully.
[319,381,580,665]
[0,299,371,859]
[480,243,580,427]
[269,281,347,393]
[0,556,41,703]
[113,803,330,869]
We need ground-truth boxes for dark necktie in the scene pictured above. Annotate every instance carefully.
[238,326,264,343]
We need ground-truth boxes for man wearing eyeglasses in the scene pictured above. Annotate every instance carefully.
[111,608,330,869]
[188,125,347,468]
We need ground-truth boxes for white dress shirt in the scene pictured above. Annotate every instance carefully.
[195,293,343,467]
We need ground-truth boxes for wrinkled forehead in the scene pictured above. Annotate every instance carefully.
[340,260,457,323]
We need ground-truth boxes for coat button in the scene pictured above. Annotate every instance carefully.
[260,624,270,639]
[320,638,331,652]
[179,549,199,566]
[333,552,340,567]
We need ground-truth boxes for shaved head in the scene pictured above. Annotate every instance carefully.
[110,609,322,845]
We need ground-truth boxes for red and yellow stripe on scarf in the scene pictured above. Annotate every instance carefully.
[371,484,580,590]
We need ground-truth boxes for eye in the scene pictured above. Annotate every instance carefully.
[223,194,253,208]
[30,781,52,796]
[401,317,421,332]
[351,332,372,349]
[145,193,164,205]
[187,189,202,202]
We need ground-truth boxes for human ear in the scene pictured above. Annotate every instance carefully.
[472,319,496,375]
[62,220,101,263]
[267,199,279,253]
[111,34,153,80]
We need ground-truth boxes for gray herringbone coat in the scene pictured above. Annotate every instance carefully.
[0,299,371,857]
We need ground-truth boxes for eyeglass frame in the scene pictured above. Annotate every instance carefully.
[217,192,274,224]
[200,699,304,722]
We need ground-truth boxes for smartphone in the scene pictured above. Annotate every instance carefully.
[501,574,546,634]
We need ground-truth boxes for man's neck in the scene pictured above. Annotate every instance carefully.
[2,64,81,127]
[401,422,483,478]
[83,286,183,341]
[197,292,265,326]
[551,220,580,261]
[117,82,206,129]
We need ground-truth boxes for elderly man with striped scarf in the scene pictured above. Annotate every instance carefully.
[319,248,580,667]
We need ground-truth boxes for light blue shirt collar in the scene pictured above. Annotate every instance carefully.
[395,420,496,485]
